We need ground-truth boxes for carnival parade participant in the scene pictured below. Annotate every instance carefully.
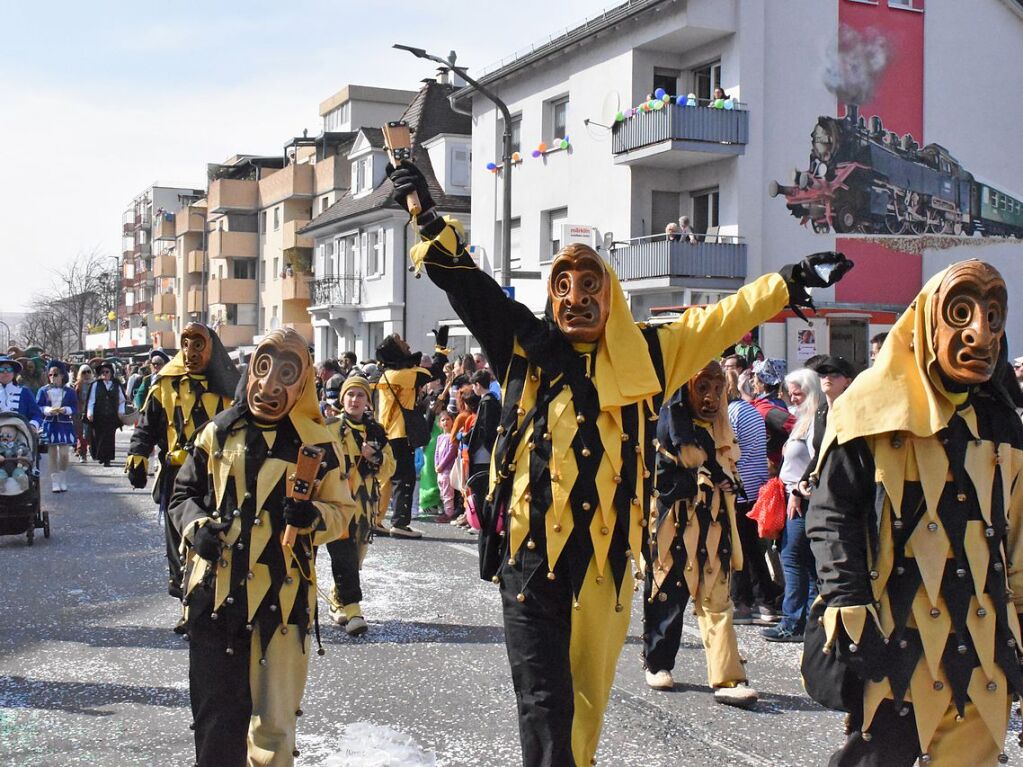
[806,260,1023,766]
[126,326,237,600]
[86,360,125,467]
[642,361,757,707]
[0,355,44,428]
[374,331,447,539]
[74,364,94,462]
[388,159,852,767]
[36,360,78,493]
[169,327,355,767]
[324,375,395,636]
[133,348,170,410]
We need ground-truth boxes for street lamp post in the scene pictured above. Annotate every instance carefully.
[108,256,121,354]
[393,45,514,288]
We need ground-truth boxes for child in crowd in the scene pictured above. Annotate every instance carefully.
[434,409,458,521]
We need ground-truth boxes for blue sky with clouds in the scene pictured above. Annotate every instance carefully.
[0,0,604,313]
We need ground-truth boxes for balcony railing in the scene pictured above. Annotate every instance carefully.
[186,250,206,274]
[153,292,176,315]
[611,102,748,162]
[312,275,361,306]
[281,273,312,302]
[175,207,206,237]
[186,288,203,314]
[153,213,177,241]
[153,254,176,278]
[208,178,258,213]
[259,163,314,207]
[609,236,747,281]
[283,219,313,250]
[208,277,257,305]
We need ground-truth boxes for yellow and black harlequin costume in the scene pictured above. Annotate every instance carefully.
[168,369,354,767]
[643,387,747,690]
[806,269,1023,766]
[409,216,789,766]
[324,386,395,623]
[128,338,237,598]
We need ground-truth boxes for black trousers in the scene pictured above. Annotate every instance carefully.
[731,501,781,608]
[326,534,362,606]
[642,567,687,674]
[828,699,923,767]
[160,470,184,599]
[388,437,415,528]
[188,611,252,767]
[501,551,576,767]
[91,422,118,464]
[467,462,490,521]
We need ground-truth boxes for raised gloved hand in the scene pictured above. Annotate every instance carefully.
[434,325,450,350]
[282,497,320,530]
[125,454,149,489]
[192,519,232,563]
[779,251,854,315]
[386,161,437,218]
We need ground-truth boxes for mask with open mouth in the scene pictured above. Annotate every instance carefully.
[687,361,726,421]
[246,329,310,423]
[548,244,612,344]
[180,323,213,375]
[932,260,1006,386]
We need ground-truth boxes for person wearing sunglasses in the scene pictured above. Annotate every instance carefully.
[36,361,77,492]
[0,355,44,430]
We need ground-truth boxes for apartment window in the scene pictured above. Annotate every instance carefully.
[258,257,265,287]
[237,304,257,325]
[498,217,522,270]
[366,228,386,276]
[544,207,569,262]
[273,207,280,231]
[653,68,681,97]
[499,115,523,155]
[225,304,238,323]
[691,189,720,235]
[888,0,923,9]
[260,211,267,234]
[270,305,279,330]
[320,196,329,214]
[551,97,569,139]
[450,145,470,188]
[320,241,334,276]
[232,259,256,279]
[693,61,722,102]
[273,257,279,280]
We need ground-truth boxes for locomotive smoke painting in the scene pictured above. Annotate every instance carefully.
[770,26,1023,239]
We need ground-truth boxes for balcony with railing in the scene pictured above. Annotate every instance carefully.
[153,254,176,278]
[208,229,258,259]
[208,178,258,213]
[153,213,177,241]
[208,277,257,305]
[314,154,348,195]
[311,275,361,306]
[281,273,312,302]
[259,164,314,207]
[611,100,748,168]
[153,292,176,315]
[186,288,203,314]
[609,234,747,282]
[186,250,206,274]
[283,219,313,250]
[175,206,206,237]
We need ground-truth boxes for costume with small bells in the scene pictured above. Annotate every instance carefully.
[324,375,395,630]
[388,163,853,767]
[169,328,355,767]
[642,362,752,702]
[128,327,238,598]
[806,261,1023,767]
[37,361,77,493]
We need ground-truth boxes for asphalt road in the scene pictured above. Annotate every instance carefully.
[2,434,1019,765]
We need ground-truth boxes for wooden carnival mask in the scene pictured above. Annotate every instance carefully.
[549,244,612,344]
[687,361,726,422]
[932,261,1006,386]
[246,328,309,423]
[180,323,213,375]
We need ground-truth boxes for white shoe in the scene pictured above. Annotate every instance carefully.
[645,669,674,690]
[714,682,758,708]
[328,602,348,626]
[345,615,368,637]
[51,474,60,493]
[59,473,68,492]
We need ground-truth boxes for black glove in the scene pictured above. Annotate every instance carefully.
[282,498,320,529]
[192,519,231,563]
[386,162,437,218]
[434,325,450,349]
[779,251,854,309]
[126,460,147,489]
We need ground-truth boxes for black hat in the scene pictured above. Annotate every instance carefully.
[96,360,115,375]
[809,355,855,379]
[150,349,170,364]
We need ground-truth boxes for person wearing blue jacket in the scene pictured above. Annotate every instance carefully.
[0,355,44,429]
[36,360,78,492]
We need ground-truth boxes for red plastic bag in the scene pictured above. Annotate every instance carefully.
[747,476,787,539]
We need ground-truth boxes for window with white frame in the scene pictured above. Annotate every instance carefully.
[366,228,386,276]
[693,61,722,102]
[551,97,568,139]
[544,207,569,262]
[887,0,923,9]
[273,207,280,231]
[499,115,523,155]
[319,241,334,276]
[450,145,470,189]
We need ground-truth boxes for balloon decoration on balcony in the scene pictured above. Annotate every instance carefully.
[610,91,737,124]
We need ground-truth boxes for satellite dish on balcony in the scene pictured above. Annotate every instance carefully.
[585,91,621,137]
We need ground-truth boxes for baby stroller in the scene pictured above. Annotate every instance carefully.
[0,412,49,545]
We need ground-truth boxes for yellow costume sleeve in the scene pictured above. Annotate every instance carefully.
[310,444,356,545]
[378,442,396,487]
[657,272,789,395]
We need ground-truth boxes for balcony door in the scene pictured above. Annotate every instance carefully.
[691,189,720,237]
[693,61,722,102]
[651,191,681,238]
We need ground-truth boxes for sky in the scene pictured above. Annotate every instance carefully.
[0,0,607,315]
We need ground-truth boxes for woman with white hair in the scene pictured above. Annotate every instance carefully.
[762,367,823,643]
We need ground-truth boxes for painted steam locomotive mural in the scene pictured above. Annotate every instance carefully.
[770,105,1023,238]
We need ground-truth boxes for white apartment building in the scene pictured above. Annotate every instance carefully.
[305,78,472,363]
[455,0,1023,370]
